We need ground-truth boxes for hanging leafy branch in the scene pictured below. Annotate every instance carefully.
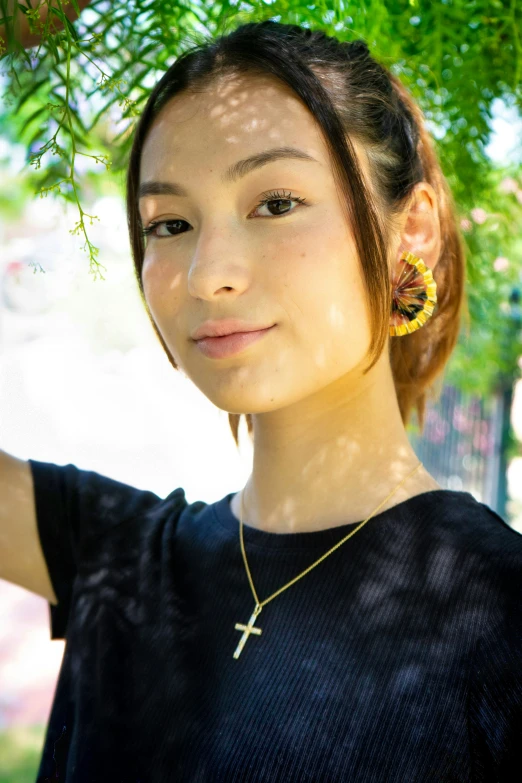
[0,0,522,390]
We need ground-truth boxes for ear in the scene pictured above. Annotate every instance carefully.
[396,182,441,271]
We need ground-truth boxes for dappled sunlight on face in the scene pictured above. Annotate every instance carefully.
[138,73,375,418]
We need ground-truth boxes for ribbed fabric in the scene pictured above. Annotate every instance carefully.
[28,458,522,783]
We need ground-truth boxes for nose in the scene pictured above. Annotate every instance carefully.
[187,226,253,301]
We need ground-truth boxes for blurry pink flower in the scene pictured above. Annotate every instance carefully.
[499,177,519,194]
[471,208,488,224]
[493,256,510,272]
[460,218,472,231]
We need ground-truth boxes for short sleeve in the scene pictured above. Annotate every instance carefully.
[468,600,522,781]
[28,459,163,641]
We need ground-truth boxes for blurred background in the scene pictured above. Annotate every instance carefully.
[1,0,522,780]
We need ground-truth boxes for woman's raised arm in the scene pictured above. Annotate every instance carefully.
[0,449,58,604]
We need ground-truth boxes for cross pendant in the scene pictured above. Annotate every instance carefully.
[233,604,263,659]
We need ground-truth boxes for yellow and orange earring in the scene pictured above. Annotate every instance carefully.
[389,250,437,336]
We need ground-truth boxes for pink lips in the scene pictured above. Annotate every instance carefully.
[195,326,275,359]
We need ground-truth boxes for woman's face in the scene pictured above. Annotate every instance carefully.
[139,73,379,416]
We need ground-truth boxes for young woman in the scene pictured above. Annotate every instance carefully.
[2,20,521,782]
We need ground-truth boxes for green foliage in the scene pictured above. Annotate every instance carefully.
[0,724,46,783]
[0,0,522,393]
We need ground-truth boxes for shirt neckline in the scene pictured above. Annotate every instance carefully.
[212,488,474,550]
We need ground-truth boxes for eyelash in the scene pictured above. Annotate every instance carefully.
[140,189,308,239]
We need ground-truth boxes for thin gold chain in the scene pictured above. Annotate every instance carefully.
[239,462,423,610]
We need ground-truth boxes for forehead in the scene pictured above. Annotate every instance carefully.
[139,73,330,179]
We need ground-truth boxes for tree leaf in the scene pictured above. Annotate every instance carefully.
[13,77,49,114]
[64,16,80,42]
[20,105,49,135]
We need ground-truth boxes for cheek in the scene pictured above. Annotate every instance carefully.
[271,216,368,340]
[141,251,184,321]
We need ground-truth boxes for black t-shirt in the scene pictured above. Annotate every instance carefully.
[29,458,522,783]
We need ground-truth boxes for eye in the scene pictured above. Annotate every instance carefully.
[140,189,308,239]
[141,219,187,239]
[251,189,308,218]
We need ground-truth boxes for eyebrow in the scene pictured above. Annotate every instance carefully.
[138,146,319,199]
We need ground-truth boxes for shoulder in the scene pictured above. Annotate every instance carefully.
[428,489,522,612]
[28,457,189,557]
[417,487,522,547]
[441,489,522,555]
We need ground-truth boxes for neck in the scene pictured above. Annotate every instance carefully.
[233,352,441,535]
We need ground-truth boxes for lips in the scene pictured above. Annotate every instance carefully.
[191,320,274,340]
[194,326,275,359]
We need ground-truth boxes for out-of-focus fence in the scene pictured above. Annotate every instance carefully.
[408,383,514,518]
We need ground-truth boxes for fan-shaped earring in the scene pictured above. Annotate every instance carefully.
[389,250,437,336]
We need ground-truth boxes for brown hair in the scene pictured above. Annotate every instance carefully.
[126,20,467,449]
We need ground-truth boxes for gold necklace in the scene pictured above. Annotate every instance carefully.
[233,461,423,659]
